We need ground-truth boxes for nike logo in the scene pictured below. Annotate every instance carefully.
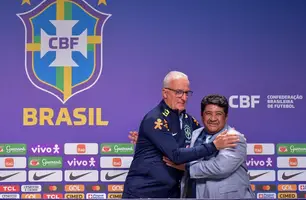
[105,172,127,180]
[282,172,304,180]
[248,172,269,180]
[69,172,91,180]
[172,132,178,136]
[0,172,20,181]
[33,172,56,180]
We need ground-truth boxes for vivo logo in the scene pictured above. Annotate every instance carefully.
[67,157,96,167]
[31,145,60,154]
[247,157,273,167]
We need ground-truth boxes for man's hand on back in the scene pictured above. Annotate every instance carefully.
[213,130,239,150]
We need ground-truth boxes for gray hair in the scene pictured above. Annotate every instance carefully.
[163,71,189,88]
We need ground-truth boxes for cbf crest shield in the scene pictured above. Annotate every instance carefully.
[17,0,111,103]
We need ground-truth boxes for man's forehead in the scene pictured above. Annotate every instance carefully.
[204,104,224,112]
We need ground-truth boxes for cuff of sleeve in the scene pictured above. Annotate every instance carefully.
[210,141,217,152]
[185,162,190,173]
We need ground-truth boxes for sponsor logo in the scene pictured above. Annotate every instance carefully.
[0,185,20,192]
[64,184,85,192]
[65,170,98,182]
[0,157,26,169]
[21,194,42,199]
[101,170,128,182]
[77,144,86,154]
[108,193,122,199]
[0,172,18,181]
[33,172,56,180]
[278,184,297,191]
[277,144,306,155]
[86,193,106,199]
[105,172,127,181]
[255,184,276,192]
[42,184,63,193]
[0,144,26,155]
[0,171,26,182]
[30,144,60,155]
[42,193,64,199]
[29,170,62,182]
[65,193,85,199]
[69,172,91,180]
[22,185,42,192]
[299,184,306,191]
[100,157,133,168]
[289,157,298,166]
[29,157,62,168]
[250,184,255,191]
[86,184,106,192]
[257,193,276,199]
[108,185,124,192]
[247,143,274,155]
[0,194,20,199]
[65,156,97,168]
[248,170,275,182]
[246,156,273,168]
[4,158,13,168]
[277,157,306,168]
[64,143,98,155]
[278,171,305,181]
[100,144,134,155]
[278,192,297,199]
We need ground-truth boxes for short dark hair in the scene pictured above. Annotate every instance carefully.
[201,94,229,116]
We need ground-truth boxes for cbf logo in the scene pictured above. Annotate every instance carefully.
[17,0,111,103]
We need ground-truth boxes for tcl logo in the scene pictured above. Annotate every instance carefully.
[21,194,42,199]
[0,185,20,192]
[112,158,122,167]
[77,144,86,153]
[289,158,298,167]
[229,95,260,108]
[254,145,263,154]
[108,185,124,192]
[43,194,63,199]
[4,158,14,167]
[278,184,297,191]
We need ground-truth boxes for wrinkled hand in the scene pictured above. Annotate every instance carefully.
[213,129,239,150]
[163,156,185,171]
[128,131,139,144]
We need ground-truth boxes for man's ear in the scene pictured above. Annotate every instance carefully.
[162,88,167,99]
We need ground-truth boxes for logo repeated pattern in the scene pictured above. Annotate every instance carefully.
[0,142,133,198]
[247,143,306,199]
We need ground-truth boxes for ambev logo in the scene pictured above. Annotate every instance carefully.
[100,143,134,155]
[28,157,62,168]
[277,144,306,155]
[0,144,26,155]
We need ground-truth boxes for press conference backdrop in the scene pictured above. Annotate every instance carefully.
[0,0,305,199]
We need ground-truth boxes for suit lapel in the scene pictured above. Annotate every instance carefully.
[190,127,204,147]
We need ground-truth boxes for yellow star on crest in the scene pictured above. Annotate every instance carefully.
[21,0,31,5]
[98,0,107,5]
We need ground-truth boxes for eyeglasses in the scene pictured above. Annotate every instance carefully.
[165,88,193,97]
